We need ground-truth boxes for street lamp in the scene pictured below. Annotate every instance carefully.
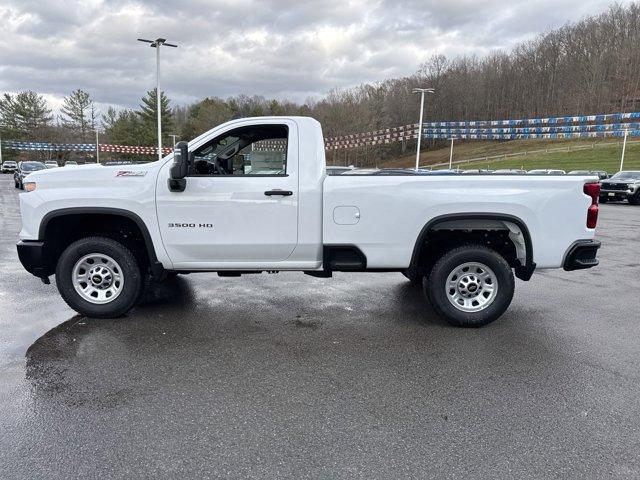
[138,37,178,161]
[620,128,629,172]
[95,130,100,164]
[412,87,435,171]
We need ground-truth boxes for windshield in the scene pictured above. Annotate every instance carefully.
[21,162,46,172]
[610,171,640,181]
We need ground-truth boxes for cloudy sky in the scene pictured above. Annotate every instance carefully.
[0,0,629,113]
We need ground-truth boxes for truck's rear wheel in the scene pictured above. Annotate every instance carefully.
[424,245,514,327]
[55,236,142,318]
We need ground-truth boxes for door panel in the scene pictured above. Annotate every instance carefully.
[155,121,298,266]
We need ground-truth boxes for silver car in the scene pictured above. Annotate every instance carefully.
[1,160,18,173]
[527,169,566,175]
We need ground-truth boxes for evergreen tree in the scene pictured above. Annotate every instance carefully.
[103,108,145,146]
[101,106,119,132]
[180,97,233,139]
[137,89,173,146]
[0,91,52,140]
[100,107,151,160]
[61,89,94,142]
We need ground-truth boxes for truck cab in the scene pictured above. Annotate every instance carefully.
[156,117,324,270]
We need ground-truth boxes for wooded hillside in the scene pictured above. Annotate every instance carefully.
[2,3,639,165]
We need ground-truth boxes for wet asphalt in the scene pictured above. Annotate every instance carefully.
[0,174,639,479]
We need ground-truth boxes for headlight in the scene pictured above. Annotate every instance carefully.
[23,182,37,192]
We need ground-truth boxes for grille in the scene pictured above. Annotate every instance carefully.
[601,183,629,191]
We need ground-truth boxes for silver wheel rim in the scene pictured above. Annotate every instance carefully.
[72,253,124,305]
[445,262,498,313]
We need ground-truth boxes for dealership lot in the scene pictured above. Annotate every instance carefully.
[0,174,639,479]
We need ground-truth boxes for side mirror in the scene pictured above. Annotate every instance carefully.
[168,141,189,192]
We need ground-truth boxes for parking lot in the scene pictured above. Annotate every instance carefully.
[0,173,639,479]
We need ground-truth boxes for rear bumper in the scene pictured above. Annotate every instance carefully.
[563,239,601,271]
[17,240,48,278]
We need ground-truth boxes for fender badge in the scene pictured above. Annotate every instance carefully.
[116,170,147,177]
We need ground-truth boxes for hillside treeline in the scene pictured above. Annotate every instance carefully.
[1,3,639,165]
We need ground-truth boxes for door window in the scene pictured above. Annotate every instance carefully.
[190,124,288,176]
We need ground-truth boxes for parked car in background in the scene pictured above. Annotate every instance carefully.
[102,160,139,166]
[341,168,381,175]
[376,168,426,175]
[13,161,47,189]
[343,168,463,176]
[65,161,78,166]
[1,160,18,173]
[569,170,607,180]
[462,169,494,174]
[44,160,59,169]
[599,171,640,204]
[425,169,462,175]
[493,169,526,175]
[528,169,566,175]
[326,166,354,175]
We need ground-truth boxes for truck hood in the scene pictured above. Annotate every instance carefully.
[24,162,163,185]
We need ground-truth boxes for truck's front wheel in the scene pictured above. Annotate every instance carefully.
[424,245,514,327]
[55,236,142,318]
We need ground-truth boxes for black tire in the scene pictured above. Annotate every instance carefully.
[14,180,19,189]
[55,236,142,318]
[599,196,608,204]
[629,193,640,205]
[424,245,515,328]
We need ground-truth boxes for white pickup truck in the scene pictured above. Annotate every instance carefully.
[17,116,601,327]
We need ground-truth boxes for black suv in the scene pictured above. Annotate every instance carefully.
[600,171,640,204]
[14,161,47,189]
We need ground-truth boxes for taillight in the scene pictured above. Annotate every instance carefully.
[584,182,600,229]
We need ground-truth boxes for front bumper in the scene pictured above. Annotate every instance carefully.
[600,186,638,199]
[600,190,632,199]
[17,240,48,278]
[563,239,601,271]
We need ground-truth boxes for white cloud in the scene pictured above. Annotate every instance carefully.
[0,0,630,112]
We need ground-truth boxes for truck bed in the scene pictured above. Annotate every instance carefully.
[323,174,594,269]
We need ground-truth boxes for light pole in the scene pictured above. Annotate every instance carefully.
[95,130,100,164]
[138,37,178,161]
[619,128,629,172]
[412,87,434,171]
